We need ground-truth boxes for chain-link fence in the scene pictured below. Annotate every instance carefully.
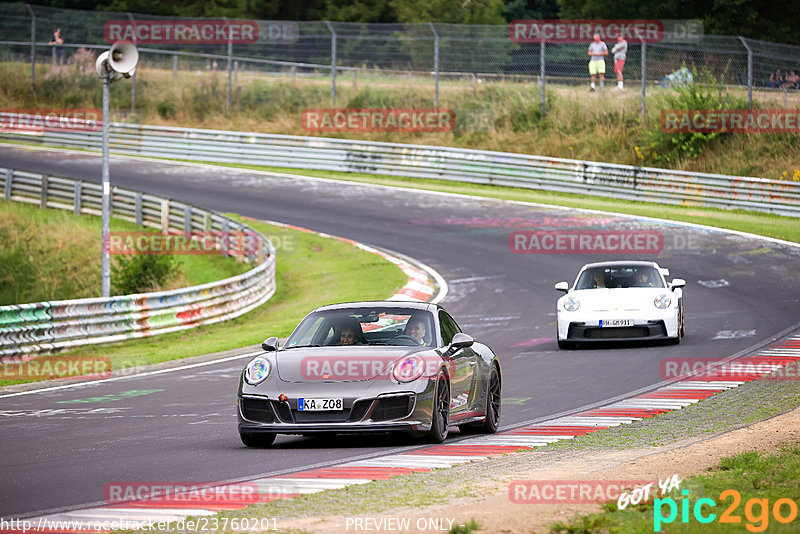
[2,3,800,121]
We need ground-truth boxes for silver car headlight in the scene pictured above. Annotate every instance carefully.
[244,356,271,385]
[563,297,580,312]
[392,355,424,383]
[654,294,672,309]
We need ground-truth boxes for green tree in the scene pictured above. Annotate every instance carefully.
[556,0,800,46]
[324,0,396,22]
[391,0,506,24]
[502,0,559,21]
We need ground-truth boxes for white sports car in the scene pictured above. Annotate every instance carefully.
[554,261,685,349]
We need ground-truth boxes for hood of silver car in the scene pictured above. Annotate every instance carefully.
[275,345,432,383]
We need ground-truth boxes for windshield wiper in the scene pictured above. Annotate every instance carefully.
[286,344,322,349]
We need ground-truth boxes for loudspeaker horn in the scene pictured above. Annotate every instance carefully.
[108,41,139,78]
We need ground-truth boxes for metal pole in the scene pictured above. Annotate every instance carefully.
[325,21,336,107]
[26,4,35,91]
[641,41,647,118]
[226,18,232,110]
[738,36,753,110]
[540,39,546,115]
[127,13,137,111]
[101,73,111,298]
[430,22,439,108]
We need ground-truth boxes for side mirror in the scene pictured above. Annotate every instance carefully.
[670,278,686,290]
[554,281,569,293]
[261,336,280,352]
[450,332,474,351]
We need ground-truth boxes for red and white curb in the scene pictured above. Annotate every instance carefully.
[250,218,443,303]
[24,333,800,528]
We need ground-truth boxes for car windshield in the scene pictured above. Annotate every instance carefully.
[575,266,665,289]
[284,307,436,348]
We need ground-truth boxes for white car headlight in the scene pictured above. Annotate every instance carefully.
[244,356,271,385]
[563,297,580,312]
[654,294,672,309]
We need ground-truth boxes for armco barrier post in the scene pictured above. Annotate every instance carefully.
[325,21,337,107]
[135,192,142,226]
[4,169,12,201]
[160,198,169,232]
[73,181,81,215]
[40,174,48,209]
[183,206,192,238]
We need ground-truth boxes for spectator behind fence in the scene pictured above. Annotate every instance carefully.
[767,68,784,88]
[587,34,608,92]
[783,70,800,90]
[49,28,64,66]
[611,35,627,90]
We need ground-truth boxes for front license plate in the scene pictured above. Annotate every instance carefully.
[298,397,343,411]
[599,319,634,327]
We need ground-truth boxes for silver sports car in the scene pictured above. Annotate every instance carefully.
[237,301,501,447]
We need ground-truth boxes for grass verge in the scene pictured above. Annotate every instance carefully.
[551,445,800,533]
[0,200,248,304]
[0,216,407,387]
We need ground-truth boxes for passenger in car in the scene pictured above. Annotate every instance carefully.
[633,271,654,287]
[592,271,606,288]
[340,321,366,345]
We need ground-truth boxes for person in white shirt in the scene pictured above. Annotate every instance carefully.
[587,34,608,92]
[612,35,628,90]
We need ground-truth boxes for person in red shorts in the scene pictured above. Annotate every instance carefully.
[612,35,628,90]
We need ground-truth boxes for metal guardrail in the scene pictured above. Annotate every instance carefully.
[1,117,799,217]
[0,167,277,361]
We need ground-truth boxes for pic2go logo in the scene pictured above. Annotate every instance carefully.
[654,489,799,532]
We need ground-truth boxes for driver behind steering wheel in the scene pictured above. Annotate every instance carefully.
[405,317,429,346]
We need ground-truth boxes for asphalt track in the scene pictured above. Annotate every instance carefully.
[2,145,800,518]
